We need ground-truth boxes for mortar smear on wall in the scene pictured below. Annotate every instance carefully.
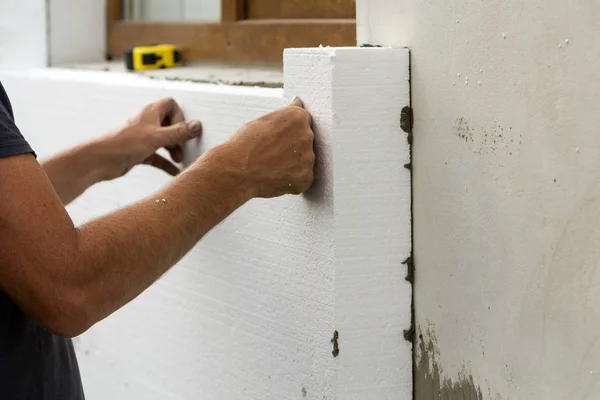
[416,324,503,400]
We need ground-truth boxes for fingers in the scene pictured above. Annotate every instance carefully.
[167,100,185,126]
[155,120,203,148]
[142,153,181,176]
[155,97,179,125]
[164,101,186,161]
[167,145,184,163]
[289,96,304,108]
[150,98,201,161]
[287,96,312,126]
[286,99,315,195]
[232,98,316,199]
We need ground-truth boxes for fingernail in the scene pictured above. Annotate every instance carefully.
[188,120,202,134]
[289,96,300,105]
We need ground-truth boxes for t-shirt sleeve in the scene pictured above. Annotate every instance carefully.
[0,99,35,159]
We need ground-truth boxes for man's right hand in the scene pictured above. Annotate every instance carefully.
[215,96,316,199]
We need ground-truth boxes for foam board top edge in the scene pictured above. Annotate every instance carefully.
[0,68,283,98]
[284,46,409,55]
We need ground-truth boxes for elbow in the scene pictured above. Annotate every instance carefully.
[39,291,96,339]
[46,323,87,340]
[48,314,93,339]
[10,245,99,338]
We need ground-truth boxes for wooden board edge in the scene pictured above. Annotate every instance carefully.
[107,20,357,63]
[222,0,247,22]
[246,0,356,20]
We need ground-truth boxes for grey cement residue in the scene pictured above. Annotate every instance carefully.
[453,117,519,156]
[150,75,284,88]
[331,331,340,357]
[401,106,414,136]
[416,324,501,400]
[455,117,475,143]
[404,324,415,342]
[403,256,414,284]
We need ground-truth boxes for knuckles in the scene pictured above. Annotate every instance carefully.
[227,104,317,198]
[286,106,311,123]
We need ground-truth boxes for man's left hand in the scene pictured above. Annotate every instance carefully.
[100,97,203,180]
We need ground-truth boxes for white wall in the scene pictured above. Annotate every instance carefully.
[0,0,105,67]
[49,0,106,64]
[0,46,412,399]
[358,0,600,399]
[0,0,48,67]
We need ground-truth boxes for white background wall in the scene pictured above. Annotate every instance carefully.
[0,0,106,67]
[358,0,600,399]
[49,0,106,64]
[0,1,48,67]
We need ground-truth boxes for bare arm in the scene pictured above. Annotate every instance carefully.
[42,98,201,205]
[41,140,111,205]
[0,98,314,338]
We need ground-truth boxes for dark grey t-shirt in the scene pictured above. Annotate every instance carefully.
[0,82,85,399]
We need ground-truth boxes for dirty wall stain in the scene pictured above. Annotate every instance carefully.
[416,324,501,400]
[453,117,519,157]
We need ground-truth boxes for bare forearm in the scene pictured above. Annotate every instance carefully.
[71,146,249,326]
[41,139,110,205]
[0,147,249,337]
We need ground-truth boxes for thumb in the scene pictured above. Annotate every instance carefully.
[288,96,304,108]
[156,120,202,147]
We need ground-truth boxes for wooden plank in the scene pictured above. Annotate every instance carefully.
[108,20,357,63]
[221,0,247,22]
[106,0,123,60]
[106,0,122,27]
[247,0,356,19]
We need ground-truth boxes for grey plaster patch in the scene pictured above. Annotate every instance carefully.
[416,324,501,400]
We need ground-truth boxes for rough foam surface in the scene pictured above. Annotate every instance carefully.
[1,47,411,400]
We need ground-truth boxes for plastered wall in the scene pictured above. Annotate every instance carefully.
[358,0,600,399]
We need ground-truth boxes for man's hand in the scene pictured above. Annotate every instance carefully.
[220,97,315,198]
[102,97,203,180]
[42,97,203,204]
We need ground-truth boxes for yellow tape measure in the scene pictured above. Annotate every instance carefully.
[124,44,182,71]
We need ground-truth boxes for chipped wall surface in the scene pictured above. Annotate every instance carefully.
[358,0,600,399]
[0,46,411,400]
